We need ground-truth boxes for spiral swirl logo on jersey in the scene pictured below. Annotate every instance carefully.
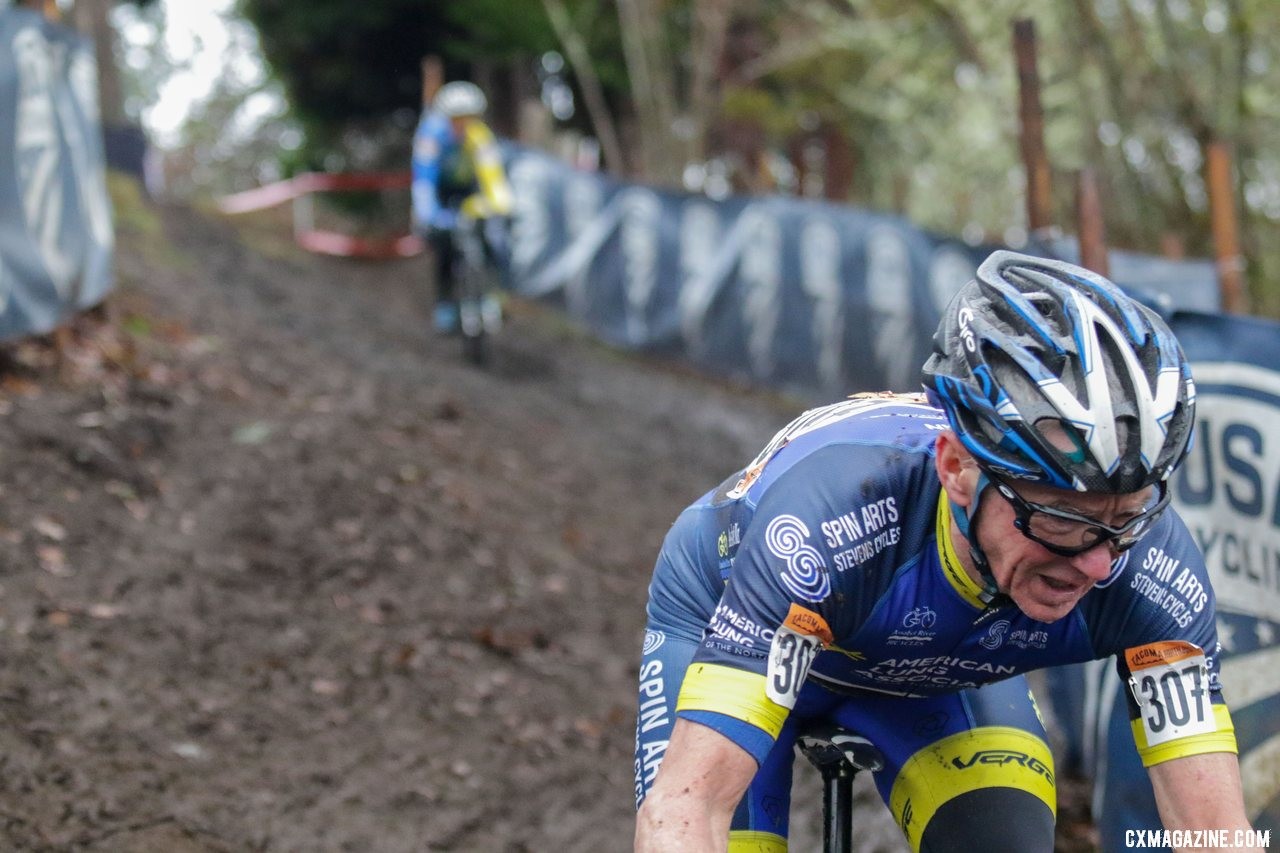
[980,619,1010,650]
[642,630,665,655]
[765,514,831,602]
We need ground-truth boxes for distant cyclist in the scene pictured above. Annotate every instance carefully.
[634,251,1262,852]
[411,80,513,334]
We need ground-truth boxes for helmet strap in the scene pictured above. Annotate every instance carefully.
[949,472,1006,606]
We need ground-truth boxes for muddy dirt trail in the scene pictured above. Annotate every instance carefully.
[1,189,1091,851]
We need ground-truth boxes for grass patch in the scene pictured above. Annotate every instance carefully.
[107,170,192,274]
[107,170,161,238]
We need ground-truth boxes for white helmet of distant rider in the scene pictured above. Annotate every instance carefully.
[434,81,487,118]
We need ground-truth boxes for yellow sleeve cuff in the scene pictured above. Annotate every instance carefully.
[1132,703,1239,768]
[675,662,790,739]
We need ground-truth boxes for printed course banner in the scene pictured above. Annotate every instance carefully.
[504,145,1218,400]
[508,146,1001,397]
[0,6,114,339]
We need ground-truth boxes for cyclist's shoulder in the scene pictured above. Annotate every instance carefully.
[412,113,453,163]
[462,119,500,148]
[1127,507,1206,569]
[414,110,451,140]
[1094,507,1210,600]
[737,393,947,500]
[1080,510,1216,646]
[776,393,948,451]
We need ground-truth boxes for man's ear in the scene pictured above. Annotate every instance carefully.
[935,431,978,508]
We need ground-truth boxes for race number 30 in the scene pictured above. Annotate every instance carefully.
[767,626,821,708]
[1125,641,1217,748]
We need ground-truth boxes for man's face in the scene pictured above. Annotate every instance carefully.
[448,115,472,137]
[974,477,1153,622]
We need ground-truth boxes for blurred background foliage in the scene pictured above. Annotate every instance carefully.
[78,0,1280,316]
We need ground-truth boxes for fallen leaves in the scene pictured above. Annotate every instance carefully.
[42,603,127,626]
[472,624,551,655]
[87,603,125,620]
[231,421,275,445]
[32,516,67,542]
[37,545,72,576]
[310,678,344,697]
[171,742,207,760]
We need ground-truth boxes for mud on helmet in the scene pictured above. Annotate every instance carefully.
[922,250,1196,495]
[433,81,487,118]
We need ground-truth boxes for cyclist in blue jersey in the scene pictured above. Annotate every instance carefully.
[634,251,1261,852]
[411,81,513,334]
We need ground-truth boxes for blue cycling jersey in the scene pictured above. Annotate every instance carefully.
[411,111,512,231]
[656,393,1235,768]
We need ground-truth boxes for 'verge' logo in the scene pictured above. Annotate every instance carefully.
[951,750,1054,784]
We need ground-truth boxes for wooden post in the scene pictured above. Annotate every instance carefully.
[1076,167,1109,276]
[1205,140,1248,313]
[421,56,445,109]
[823,122,855,203]
[53,324,74,383]
[1013,19,1053,234]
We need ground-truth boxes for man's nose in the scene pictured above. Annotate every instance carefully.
[1069,540,1118,580]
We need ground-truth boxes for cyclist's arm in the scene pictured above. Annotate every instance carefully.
[1148,752,1262,850]
[461,121,513,219]
[411,116,447,229]
[1107,517,1260,849]
[634,718,756,853]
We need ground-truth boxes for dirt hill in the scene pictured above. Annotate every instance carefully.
[0,182,1094,851]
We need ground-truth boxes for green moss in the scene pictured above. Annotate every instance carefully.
[107,171,161,238]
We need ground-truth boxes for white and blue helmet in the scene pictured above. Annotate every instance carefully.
[433,81,487,117]
[922,251,1196,493]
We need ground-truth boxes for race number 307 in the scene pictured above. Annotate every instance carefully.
[1125,641,1217,748]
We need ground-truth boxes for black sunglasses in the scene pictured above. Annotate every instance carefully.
[983,471,1170,557]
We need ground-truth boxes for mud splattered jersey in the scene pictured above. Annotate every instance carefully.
[667,394,1237,766]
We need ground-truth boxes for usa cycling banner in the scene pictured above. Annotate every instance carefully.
[0,6,114,340]
[504,144,1279,848]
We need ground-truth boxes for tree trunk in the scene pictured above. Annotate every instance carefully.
[68,0,126,127]
[615,0,683,184]
[683,0,731,175]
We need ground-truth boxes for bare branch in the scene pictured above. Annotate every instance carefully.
[541,0,627,174]
[916,0,987,73]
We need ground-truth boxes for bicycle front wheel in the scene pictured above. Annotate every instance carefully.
[457,264,489,366]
